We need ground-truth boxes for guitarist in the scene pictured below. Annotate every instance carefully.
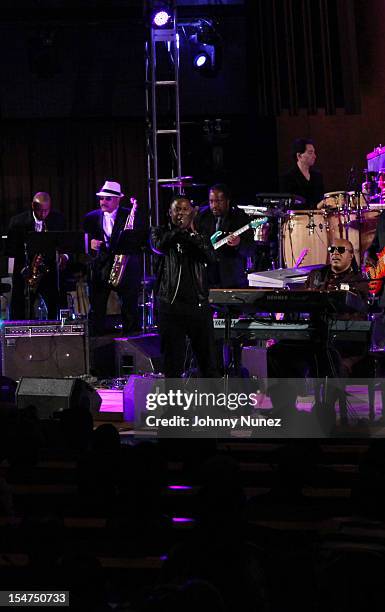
[83,181,142,336]
[196,184,255,288]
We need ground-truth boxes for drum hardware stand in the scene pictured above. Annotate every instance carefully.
[347,189,364,260]
[255,194,304,270]
[23,241,32,319]
[323,211,330,233]
[277,214,284,269]
[306,212,316,235]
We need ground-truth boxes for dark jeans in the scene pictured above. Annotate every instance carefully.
[158,302,219,378]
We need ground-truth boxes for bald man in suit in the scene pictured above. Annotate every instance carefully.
[7,191,66,319]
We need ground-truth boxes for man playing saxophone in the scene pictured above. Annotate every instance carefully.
[83,180,142,336]
[6,191,67,319]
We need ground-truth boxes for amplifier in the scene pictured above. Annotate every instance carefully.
[2,320,86,337]
[1,320,89,379]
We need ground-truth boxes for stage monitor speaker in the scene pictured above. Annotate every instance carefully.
[16,377,101,420]
[89,336,117,378]
[115,334,163,376]
[123,374,164,422]
[1,321,88,379]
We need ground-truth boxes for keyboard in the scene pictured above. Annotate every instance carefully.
[213,318,372,341]
[209,288,368,313]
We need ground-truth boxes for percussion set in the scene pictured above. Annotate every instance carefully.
[239,175,385,269]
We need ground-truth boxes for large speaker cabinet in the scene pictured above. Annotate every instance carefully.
[1,320,88,379]
[16,377,101,419]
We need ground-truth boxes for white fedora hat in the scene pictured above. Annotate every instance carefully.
[96,180,124,198]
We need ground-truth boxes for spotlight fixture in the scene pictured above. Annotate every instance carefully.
[194,52,209,69]
[188,20,222,77]
[152,9,172,28]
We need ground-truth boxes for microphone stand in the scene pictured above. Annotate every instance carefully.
[23,241,31,320]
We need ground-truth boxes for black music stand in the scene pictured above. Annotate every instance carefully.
[25,231,87,319]
[115,229,148,254]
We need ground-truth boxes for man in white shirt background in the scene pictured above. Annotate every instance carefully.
[83,180,142,336]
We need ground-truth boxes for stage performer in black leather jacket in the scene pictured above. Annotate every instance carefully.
[150,196,219,378]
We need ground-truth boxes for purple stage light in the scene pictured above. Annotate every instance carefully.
[168,485,193,490]
[172,517,195,524]
[194,53,208,68]
[153,10,172,27]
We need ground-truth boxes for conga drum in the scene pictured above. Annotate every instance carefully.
[283,211,330,267]
[322,191,350,210]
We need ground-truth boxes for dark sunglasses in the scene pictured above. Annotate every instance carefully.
[328,245,353,254]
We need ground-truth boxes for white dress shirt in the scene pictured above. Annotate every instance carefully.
[103,209,118,246]
[33,212,45,232]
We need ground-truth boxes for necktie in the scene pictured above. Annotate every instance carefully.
[104,214,115,246]
[216,217,223,232]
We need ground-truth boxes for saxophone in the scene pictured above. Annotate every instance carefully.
[25,254,49,290]
[24,223,49,291]
[108,197,138,288]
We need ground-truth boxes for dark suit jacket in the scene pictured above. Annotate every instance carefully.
[7,209,66,273]
[196,205,255,288]
[83,206,144,285]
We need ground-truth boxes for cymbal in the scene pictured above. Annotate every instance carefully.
[159,176,206,188]
[237,205,269,216]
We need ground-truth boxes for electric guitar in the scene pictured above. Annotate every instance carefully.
[365,246,385,296]
[210,218,268,250]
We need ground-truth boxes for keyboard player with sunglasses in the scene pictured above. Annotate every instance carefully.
[268,238,369,425]
[305,239,368,300]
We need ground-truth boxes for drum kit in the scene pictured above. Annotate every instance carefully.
[239,171,385,269]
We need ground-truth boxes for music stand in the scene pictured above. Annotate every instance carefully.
[25,231,87,319]
[115,229,148,254]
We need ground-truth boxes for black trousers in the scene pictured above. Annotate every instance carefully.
[89,280,140,336]
[158,303,219,378]
[88,255,141,336]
